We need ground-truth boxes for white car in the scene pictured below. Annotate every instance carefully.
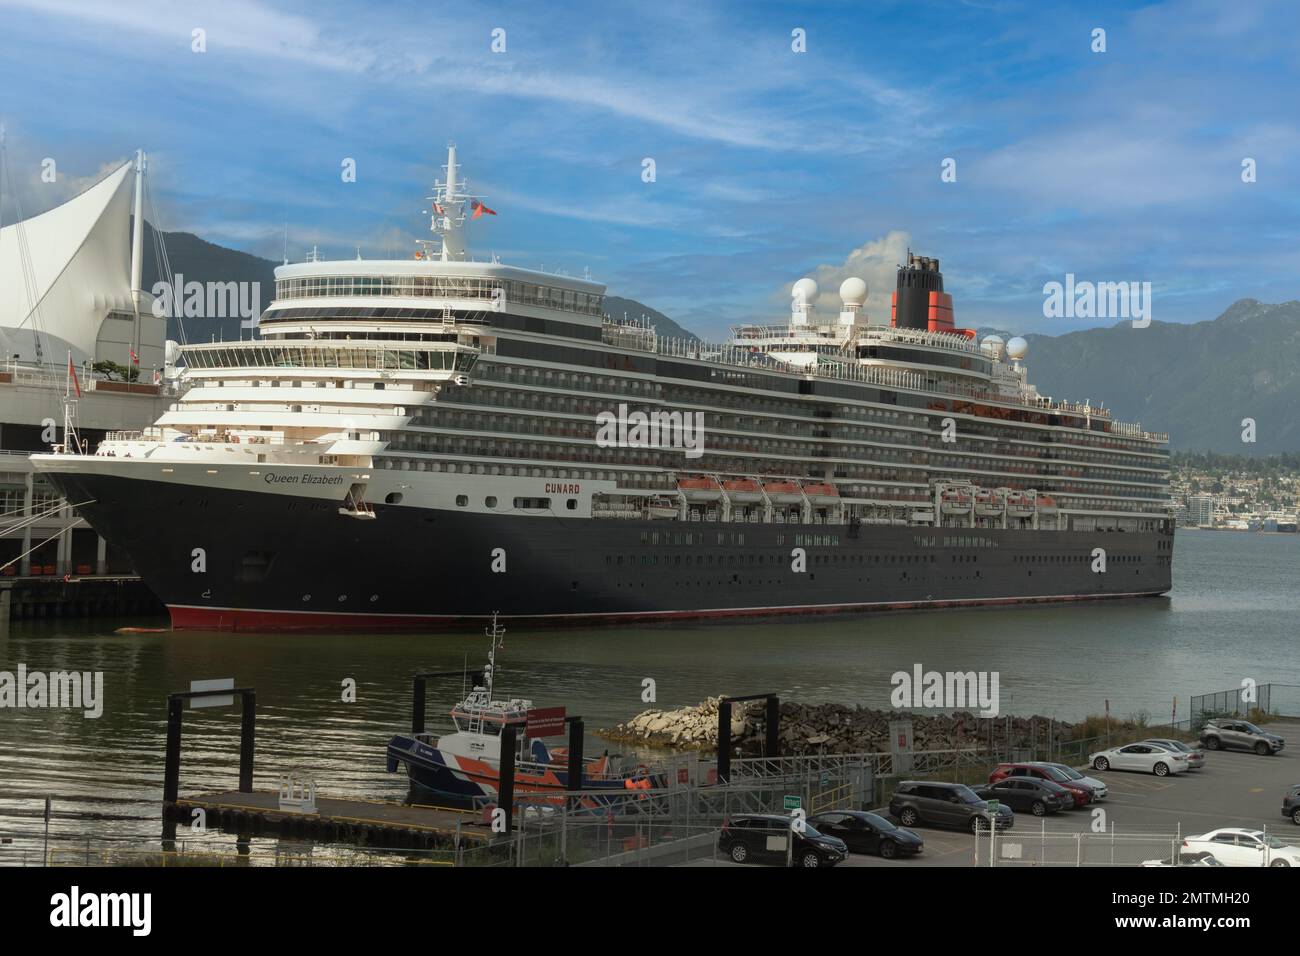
[1183,829,1300,867]
[1140,850,1223,867]
[1089,742,1189,776]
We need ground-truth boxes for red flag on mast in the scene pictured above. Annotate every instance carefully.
[470,199,496,219]
[67,355,81,398]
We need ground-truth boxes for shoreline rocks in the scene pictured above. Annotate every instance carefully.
[601,697,1082,756]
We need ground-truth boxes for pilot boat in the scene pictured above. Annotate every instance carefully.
[385,615,659,808]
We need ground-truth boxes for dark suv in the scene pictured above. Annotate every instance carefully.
[1283,785,1300,825]
[717,814,848,867]
[889,781,1015,833]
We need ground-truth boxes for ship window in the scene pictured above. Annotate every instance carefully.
[485,496,498,508]
[456,495,468,507]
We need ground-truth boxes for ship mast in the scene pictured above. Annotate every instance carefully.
[482,610,505,699]
[425,143,478,262]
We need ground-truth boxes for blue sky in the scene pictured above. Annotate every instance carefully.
[1,0,1297,340]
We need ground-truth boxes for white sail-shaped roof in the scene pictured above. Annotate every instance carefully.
[0,161,135,366]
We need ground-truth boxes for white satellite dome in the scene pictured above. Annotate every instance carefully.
[839,276,868,307]
[980,334,1004,356]
[792,277,818,308]
[1005,336,1028,360]
[164,339,182,365]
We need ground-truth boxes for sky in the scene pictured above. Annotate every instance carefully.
[1,0,1297,341]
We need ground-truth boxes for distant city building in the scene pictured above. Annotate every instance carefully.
[1188,496,1215,527]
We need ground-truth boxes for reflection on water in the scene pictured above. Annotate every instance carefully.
[1,530,1297,857]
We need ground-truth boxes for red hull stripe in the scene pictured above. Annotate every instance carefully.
[167,591,1167,632]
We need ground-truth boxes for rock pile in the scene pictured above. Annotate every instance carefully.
[602,698,1079,756]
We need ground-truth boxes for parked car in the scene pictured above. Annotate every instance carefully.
[807,810,924,858]
[717,813,848,867]
[889,781,1015,833]
[1283,785,1300,825]
[989,762,1099,806]
[974,777,1073,816]
[1140,850,1224,867]
[1089,742,1189,776]
[1182,828,1300,867]
[1140,738,1205,769]
[1030,762,1109,801]
[1200,719,1285,756]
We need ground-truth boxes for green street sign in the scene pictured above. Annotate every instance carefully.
[784,795,801,810]
[986,800,1000,813]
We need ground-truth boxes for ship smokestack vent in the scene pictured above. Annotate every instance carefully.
[892,251,950,331]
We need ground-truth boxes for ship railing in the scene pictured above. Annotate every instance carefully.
[857,325,980,353]
[179,339,480,374]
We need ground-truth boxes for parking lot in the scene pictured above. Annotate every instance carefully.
[847,718,1300,867]
[688,719,1300,867]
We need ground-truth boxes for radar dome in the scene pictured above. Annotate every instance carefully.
[792,277,818,308]
[980,334,1004,356]
[1005,336,1028,360]
[839,277,868,307]
[164,340,182,365]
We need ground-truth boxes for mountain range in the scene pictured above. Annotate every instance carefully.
[150,229,1298,454]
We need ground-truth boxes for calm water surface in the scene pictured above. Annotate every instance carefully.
[1,530,1297,856]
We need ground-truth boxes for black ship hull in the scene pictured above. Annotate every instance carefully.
[43,471,1173,631]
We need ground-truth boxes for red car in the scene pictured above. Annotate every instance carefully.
[988,763,1091,807]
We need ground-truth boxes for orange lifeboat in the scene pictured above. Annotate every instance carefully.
[940,490,972,515]
[1006,492,1035,519]
[801,481,840,503]
[721,478,764,501]
[761,479,803,502]
[677,476,723,500]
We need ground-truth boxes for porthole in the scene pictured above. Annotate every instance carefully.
[302,594,311,602]
[456,495,468,507]
[485,496,498,508]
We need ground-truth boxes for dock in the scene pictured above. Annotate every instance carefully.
[0,574,163,622]
[166,791,489,851]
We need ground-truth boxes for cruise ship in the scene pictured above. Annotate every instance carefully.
[33,146,1174,631]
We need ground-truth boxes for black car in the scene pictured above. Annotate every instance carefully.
[807,810,924,858]
[718,814,849,867]
[974,777,1074,816]
[1283,785,1300,825]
